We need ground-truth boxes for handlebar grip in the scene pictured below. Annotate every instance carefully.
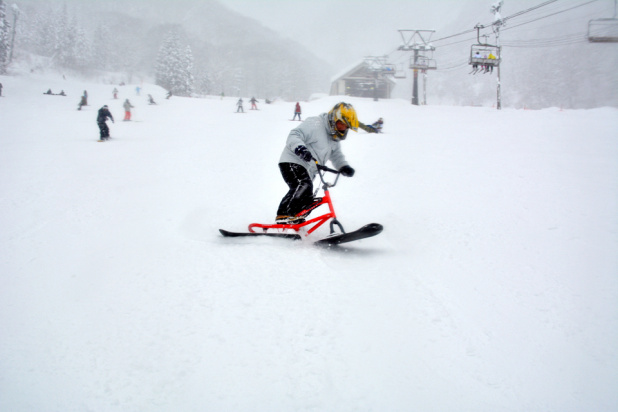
[315,162,340,174]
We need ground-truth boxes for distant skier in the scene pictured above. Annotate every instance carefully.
[372,117,383,132]
[77,95,87,110]
[236,98,244,113]
[166,90,172,99]
[136,86,141,96]
[487,52,496,73]
[250,97,259,110]
[113,88,119,99]
[0,82,3,96]
[292,102,301,121]
[148,94,157,105]
[97,105,114,141]
[123,99,134,121]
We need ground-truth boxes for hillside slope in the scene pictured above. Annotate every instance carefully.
[1,73,617,411]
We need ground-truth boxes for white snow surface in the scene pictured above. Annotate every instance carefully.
[1,73,617,412]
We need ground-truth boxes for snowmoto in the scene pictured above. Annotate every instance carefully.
[220,161,383,246]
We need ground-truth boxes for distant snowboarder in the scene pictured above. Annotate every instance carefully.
[123,99,134,121]
[77,95,87,110]
[250,97,259,110]
[236,98,244,113]
[97,105,114,141]
[371,117,383,132]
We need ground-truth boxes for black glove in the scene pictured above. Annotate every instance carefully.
[339,165,355,177]
[294,145,313,162]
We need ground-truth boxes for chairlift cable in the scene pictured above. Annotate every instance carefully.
[432,0,599,44]
[502,0,601,31]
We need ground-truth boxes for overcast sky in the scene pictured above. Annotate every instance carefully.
[221,0,466,70]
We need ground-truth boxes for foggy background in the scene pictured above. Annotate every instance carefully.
[4,0,618,108]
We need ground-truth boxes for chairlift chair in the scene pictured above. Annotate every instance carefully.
[469,44,500,67]
[587,18,618,42]
[410,56,437,70]
[393,65,407,79]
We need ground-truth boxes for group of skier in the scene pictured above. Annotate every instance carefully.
[236,97,260,112]
[90,87,166,140]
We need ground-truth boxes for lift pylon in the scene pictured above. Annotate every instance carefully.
[398,29,436,105]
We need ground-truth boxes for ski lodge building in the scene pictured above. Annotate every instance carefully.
[329,61,396,99]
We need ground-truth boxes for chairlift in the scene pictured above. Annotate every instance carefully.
[393,63,407,79]
[382,64,397,75]
[587,18,618,42]
[469,44,500,67]
[410,56,437,70]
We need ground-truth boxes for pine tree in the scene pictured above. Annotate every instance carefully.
[73,23,91,70]
[92,23,113,71]
[156,30,182,94]
[155,30,194,97]
[54,3,75,67]
[0,0,11,74]
[180,45,194,96]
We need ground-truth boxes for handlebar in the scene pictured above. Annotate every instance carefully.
[314,160,340,189]
[316,163,340,174]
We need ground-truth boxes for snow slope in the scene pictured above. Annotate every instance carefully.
[1,73,617,412]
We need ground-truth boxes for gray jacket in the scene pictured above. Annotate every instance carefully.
[279,113,349,179]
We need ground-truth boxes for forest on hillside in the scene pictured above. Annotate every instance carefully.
[1,0,331,100]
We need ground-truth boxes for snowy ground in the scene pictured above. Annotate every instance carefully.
[1,72,617,412]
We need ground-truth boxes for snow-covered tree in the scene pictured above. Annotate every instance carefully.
[54,4,75,67]
[155,30,194,97]
[0,0,11,74]
[73,22,92,70]
[92,23,113,71]
[179,45,194,96]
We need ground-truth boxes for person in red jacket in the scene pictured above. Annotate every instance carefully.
[293,102,301,121]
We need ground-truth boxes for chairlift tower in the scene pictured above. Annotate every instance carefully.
[398,30,436,105]
[492,0,504,110]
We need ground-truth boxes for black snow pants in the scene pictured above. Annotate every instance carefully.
[276,163,314,217]
[98,122,109,138]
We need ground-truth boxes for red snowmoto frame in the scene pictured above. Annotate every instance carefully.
[220,161,382,245]
[249,162,344,235]
[245,161,383,244]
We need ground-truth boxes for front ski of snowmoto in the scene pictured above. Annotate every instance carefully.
[219,161,383,246]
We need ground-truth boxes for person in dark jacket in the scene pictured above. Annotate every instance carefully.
[250,97,258,110]
[97,105,114,140]
[77,95,87,110]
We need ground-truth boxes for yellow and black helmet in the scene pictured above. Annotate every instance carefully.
[328,102,359,139]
